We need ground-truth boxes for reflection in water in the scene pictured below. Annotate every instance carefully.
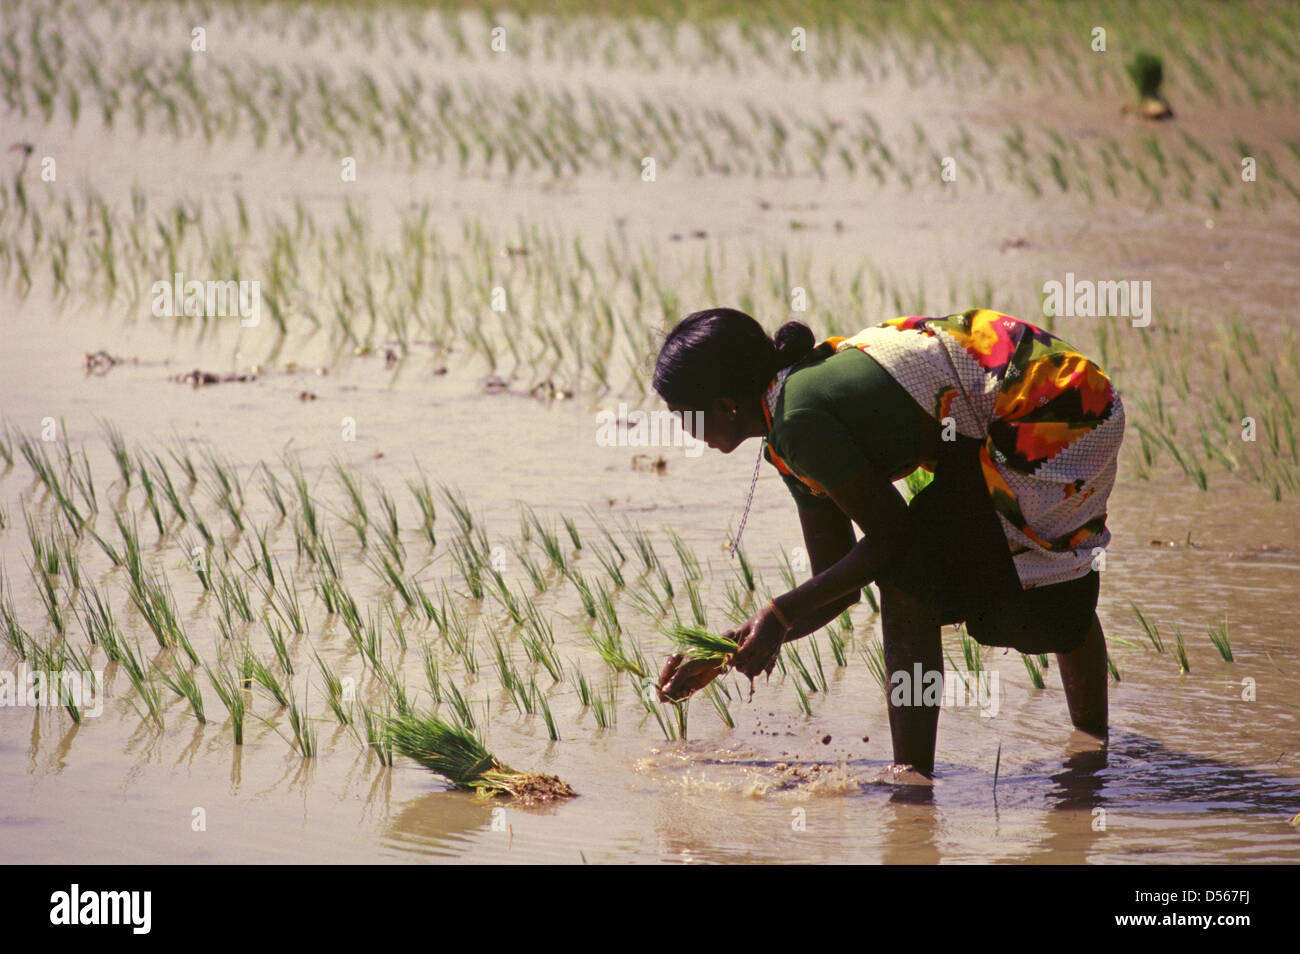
[383,787,499,859]
[998,732,1300,863]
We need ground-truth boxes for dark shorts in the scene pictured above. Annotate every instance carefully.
[875,435,1099,655]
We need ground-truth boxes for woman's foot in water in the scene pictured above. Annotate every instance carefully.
[870,763,936,786]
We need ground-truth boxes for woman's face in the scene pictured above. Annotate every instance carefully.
[667,398,747,454]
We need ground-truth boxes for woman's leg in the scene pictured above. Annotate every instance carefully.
[1055,612,1108,739]
[880,580,944,776]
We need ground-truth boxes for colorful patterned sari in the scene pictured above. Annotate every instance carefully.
[763,308,1125,589]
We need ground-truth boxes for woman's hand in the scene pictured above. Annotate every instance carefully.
[656,654,725,703]
[730,602,790,680]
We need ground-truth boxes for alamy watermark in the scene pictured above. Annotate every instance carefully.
[0,665,104,717]
[889,664,1001,718]
[151,271,260,327]
[49,884,150,934]
[596,404,705,457]
[1041,272,1151,327]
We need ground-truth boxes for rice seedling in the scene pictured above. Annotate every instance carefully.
[265,614,294,675]
[562,514,582,551]
[534,684,560,741]
[359,703,394,767]
[591,540,624,588]
[733,541,756,592]
[569,664,593,709]
[407,470,437,548]
[28,558,65,636]
[1022,653,1046,689]
[793,679,813,716]
[68,448,98,516]
[258,465,287,520]
[443,678,476,731]
[217,565,254,624]
[1130,601,1164,653]
[623,522,658,574]
[486,568,525,625]
[704,682,735,728]
[527,507,567,571]
[101,419,133,488]
[634,679,680,741]
[386,709,576,802]
[861,637,888,697]
[56,643,95,723]
[449,538,485,598]
[521,605,564,682]
[135,453,165,536]
[268,568,307,638]
[684,576,707,627]
[806,639,826,691]
[588,616,649,679]
[119,637,165,729]
[511,541,548,593]
[822,627,848,667]
[284,685,317,758]
[568,570,597,618]
[160,660,206,723]
[285,456,321,545]
[1173,625,1190,674]
[653,556,675,601]
[201,449,246,532]
[242,526,275,589]
[1208,614,1233,662]
[333,457,369,547]
[491,634,531,715]
[667,528,701,580]
[959,631,983,675]
[242,645,289,707]
[129,569,190,656]
[785,644,819,694]
[316,652,353,725]
[590,680,617,728]
[1106,651,1122,683]
[438,483,475,537]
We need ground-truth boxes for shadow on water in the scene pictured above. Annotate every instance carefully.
[987,731,1300,863]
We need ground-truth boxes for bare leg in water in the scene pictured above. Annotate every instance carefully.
[879,581,943,778]
[1056,612,1108,740]
[881,588,1109,778]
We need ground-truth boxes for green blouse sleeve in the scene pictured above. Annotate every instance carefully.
[771,408,877,505]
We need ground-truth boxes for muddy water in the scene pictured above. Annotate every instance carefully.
[2,3,1298,864]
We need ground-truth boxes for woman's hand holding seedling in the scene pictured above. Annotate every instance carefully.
[656,654,727,702]
[656,624,745,701]
[729,602,787,680]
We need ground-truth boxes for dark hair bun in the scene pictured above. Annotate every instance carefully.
[773,320,815,370]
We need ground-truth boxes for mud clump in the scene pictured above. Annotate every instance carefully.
[496,773,578,805]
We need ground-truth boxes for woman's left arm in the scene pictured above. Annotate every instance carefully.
[731,462,910,677]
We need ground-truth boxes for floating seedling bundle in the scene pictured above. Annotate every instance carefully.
[387,710,576,804]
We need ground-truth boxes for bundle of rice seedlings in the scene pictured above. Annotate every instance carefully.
[657,625,739,702]
[664,624,738,666]
[1123,51,1174,119]
[387,710,576,804]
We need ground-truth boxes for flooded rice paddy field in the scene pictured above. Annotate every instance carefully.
[0,0,1298,863]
